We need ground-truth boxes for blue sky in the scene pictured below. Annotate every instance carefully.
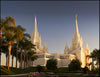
[1,1,99,53]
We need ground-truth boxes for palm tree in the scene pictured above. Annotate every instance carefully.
[0,26,2,65]
[22,40,36,68]
[1,16,23,70]
[90,49,100,71]
[17,25,31,69]
[11,43,17,67]
[27,49,37,67]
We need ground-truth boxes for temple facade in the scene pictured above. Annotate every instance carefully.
[31,15,91,69]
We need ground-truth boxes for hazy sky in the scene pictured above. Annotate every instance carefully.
[1,1,99,54]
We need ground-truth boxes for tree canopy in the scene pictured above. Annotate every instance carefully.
[46,59,57,70]
[68,59,81,71]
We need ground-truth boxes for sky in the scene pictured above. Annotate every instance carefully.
[1,1,99,57]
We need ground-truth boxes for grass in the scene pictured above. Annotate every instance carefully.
[0,65,37,75]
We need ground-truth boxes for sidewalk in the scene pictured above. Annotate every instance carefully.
[1,73,30,77]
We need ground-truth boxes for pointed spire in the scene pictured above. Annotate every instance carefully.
[71,14,81,49]
[44,43,47,48]
[34,15,38,33]
[43,43,48,53]
[86,44,89,50]
[73,14,80,42]
[75,14,79,36]
[85,43,90,55]
[31,16,39,44]
[64,43,69,54]
[65,43,69,49]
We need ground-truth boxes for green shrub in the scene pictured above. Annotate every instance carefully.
[46,59,57,70]
[68,59,81,71]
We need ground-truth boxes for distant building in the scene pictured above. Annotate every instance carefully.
[30,15,91,69]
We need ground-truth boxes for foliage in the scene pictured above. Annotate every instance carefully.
[90,49,100,71]
[68,59,81,71]
[82,66,89,73]
[46,59,57,70]
[91,49,100,60]
[0,66,37,75]
[36,65,43,73]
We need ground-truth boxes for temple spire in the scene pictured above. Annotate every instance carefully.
[34,16,38,33]
[31,16,39,44]
[64,43,69,54]
[43,43,48,53]
[75,14,79,35]
[73,14,80,41]
[71,14,81,49]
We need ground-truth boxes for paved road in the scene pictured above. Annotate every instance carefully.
[1,73,30,77]
[1,72,99,77]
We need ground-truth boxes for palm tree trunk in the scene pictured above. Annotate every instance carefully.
[26,55,27,68]
[0,27,2,65]
[0,50,1,65]
[16,44,18,68]
[6,53,8,66]
[12,55,14,67]
[24,52,25,68]
[8,41,12,70]
[16,51,18,68]
[20,49,22,69]
[29,59,31,67]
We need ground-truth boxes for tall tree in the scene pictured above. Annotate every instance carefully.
[11,43,17,67]
[1,16,23,70]
[27,49,37,67]
[17,25,31,69]
[90,49,100,71]
[22,40,36,68]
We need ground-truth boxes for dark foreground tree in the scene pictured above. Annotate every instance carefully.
[90,49,100,71]
[68,59,81,71]
[1,16,23,70]
[46,59,57,70]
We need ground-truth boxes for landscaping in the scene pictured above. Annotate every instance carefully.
[1,65,99,77]
[0,13,100,77]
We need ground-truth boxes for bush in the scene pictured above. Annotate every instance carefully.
[46,59,57,70]
[68,59,81,71]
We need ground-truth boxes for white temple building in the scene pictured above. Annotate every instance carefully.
[31,15,91,69]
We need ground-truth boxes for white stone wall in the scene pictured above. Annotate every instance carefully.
[32,58,46,66]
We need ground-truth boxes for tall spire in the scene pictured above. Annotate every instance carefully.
[73,14,80,42]
[71,14,81,49]
[64,43,69,54]
[75,14,79,36]
[43,43,48,53]
[86,44,89,50]
[34,16,38,34]
[31,16,39,44]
